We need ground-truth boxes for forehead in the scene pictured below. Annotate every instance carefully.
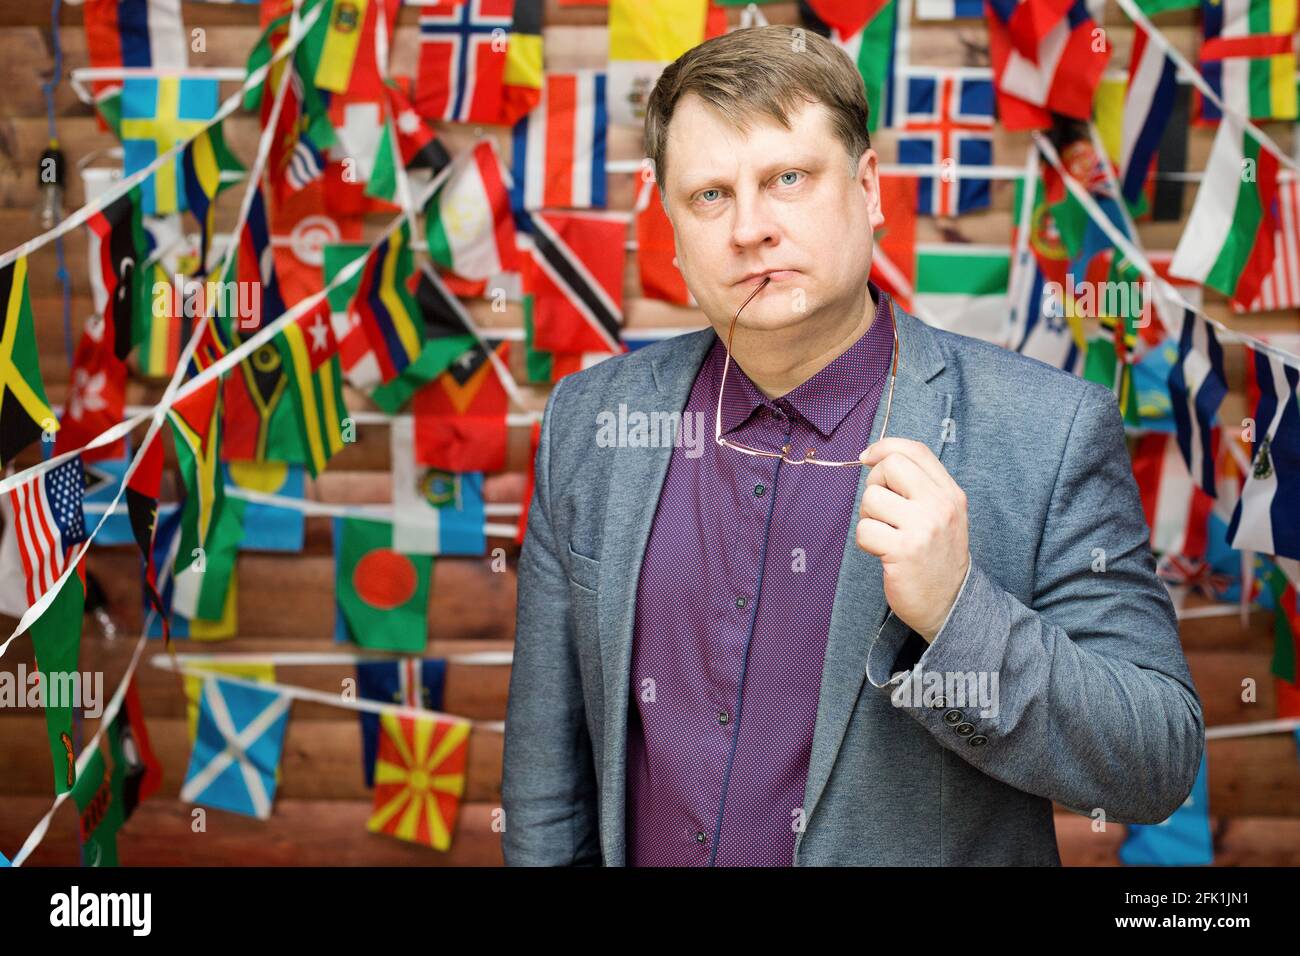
[663,94,838,184]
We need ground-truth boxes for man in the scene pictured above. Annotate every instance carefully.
[502,25,1203,866]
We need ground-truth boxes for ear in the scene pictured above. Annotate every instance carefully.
[857,148,885,232]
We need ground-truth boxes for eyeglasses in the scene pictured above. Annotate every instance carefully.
[714,276,900,466]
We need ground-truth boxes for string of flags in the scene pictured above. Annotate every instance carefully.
[3,0,1300,868]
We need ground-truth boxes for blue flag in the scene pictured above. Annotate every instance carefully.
[1119,749,1212,865]
[355,659,448,787]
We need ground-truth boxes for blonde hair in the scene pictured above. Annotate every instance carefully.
[643,24,872,193]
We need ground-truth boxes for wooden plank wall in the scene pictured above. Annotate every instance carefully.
[0,0,1298,866]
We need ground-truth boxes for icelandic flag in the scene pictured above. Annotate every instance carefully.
[1118,749,1213,865]
[356,658,448,787]
[897,70,994,216]
[510,70,608,212]
[180,675,291,820]
[1227,348,1300,560]
[1120,24,1178,209]
[1168,310,1229,497]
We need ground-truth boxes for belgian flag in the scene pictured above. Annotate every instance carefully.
[0,255,57,467]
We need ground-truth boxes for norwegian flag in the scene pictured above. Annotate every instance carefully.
[415,0,515,123]
[7,457,89,607]
[509,70,608,211]
[897,70,994,216]
[1231,178,1300,313]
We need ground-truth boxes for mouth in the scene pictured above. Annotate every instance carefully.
[736,270,797,287]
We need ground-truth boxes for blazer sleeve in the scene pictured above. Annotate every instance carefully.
[501,375,603,865]
[864,382,1206,825]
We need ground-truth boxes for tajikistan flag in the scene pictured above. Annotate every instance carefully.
[424,139,521,280]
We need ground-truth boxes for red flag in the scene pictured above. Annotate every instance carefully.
[413,341,511,472]
[524,210,626,354]
[635,177,692,307]
[53,316,128,464]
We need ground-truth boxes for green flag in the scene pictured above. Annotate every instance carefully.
[31,560,88,795]
[335,517,431,653]
[72,746,121,867]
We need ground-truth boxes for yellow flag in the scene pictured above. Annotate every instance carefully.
[607,0,708,124]
[315,0,370,94]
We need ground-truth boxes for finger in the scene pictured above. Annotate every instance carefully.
[855,516,902,557]
[863,449,940,502]
[858,480,914,528]
[860,437,961,498]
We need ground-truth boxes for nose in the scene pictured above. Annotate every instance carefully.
[729,186,779,252]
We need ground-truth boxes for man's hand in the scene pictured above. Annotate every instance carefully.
[856,438,970,643]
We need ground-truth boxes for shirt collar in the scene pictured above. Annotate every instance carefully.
[716,282,896,441]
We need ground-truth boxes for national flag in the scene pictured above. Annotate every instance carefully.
[275,300,350,477]
[334,515,432,652]
[412,340,511,473]
[985,0,1112,130]
[1134,431,1216,557]
[1007,252,1086,374]
[510,70,609,212]
[500,0,545,127]
[6,456,88,608]
[872,173,920,309]
[182,120,245,276]
[424,139,521,281]
[53,314,128,466]
[911,245,1011,343]
[634,176,694,306]
[83,0,187,129]
[1198,0,1298,123]
[391,417,488,555]
[366,710,470,851]
[1168,310,1229,497]
[898,69,994,216]
[181,661,276,744]
[1118,750,1213,865]
[120,77,220,215]
[103,675,163,834]
[220,334,303,464]
[917,0,984,14]
[168,377,226,575]
[1231,178,1300,312]
[170,476,241,629]
[370,267,480,415]
[223,188,289,333]
[269,69,335,203]
[415,0,534,124]
[355,658,447,787]
[85,188,148,362]
[72,745,120,866]
[180,675,291,819]
[30,554,88,795]
[270,179,364,309]
[0,256,58,467]
[607,0,709,125]
[225,460,306,552]
[1119,24,1179,211]
[323,241,385,391]
[350,223,427,384]
[315,0,370,93]
[522,210,625,354]
[1227,348,1300,560]
[125,429,171,645]
[800,0,901,131]
[365,79,453,204]
[1169,109,1280,305]
[1263,561,1300,681]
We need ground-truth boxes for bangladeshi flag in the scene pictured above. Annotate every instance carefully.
[412,340,511,473]
[335,516,431,653]
[366,710,470,851]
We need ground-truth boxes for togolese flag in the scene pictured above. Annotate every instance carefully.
[275,301,349,477]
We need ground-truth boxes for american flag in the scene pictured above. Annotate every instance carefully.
[7,457,88,606]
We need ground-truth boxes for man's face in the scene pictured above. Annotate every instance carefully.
[660,93,884,335]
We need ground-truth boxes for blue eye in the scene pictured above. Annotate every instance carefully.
[778,171,801,186]
[699,188,721,202]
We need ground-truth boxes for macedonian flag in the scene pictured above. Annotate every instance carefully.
[366,710,470,851]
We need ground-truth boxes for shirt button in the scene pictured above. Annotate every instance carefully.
[718,710,729,724]
[753,483,765,497]
[736,596,747,609]
[696,831,707,843]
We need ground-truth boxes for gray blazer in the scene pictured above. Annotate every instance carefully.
[501,302,1205,866]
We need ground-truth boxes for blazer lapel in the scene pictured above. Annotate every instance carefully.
[595,327,716,865]
[795,305,953,859]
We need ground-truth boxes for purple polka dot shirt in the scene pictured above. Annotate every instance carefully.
[625,285,898,866]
